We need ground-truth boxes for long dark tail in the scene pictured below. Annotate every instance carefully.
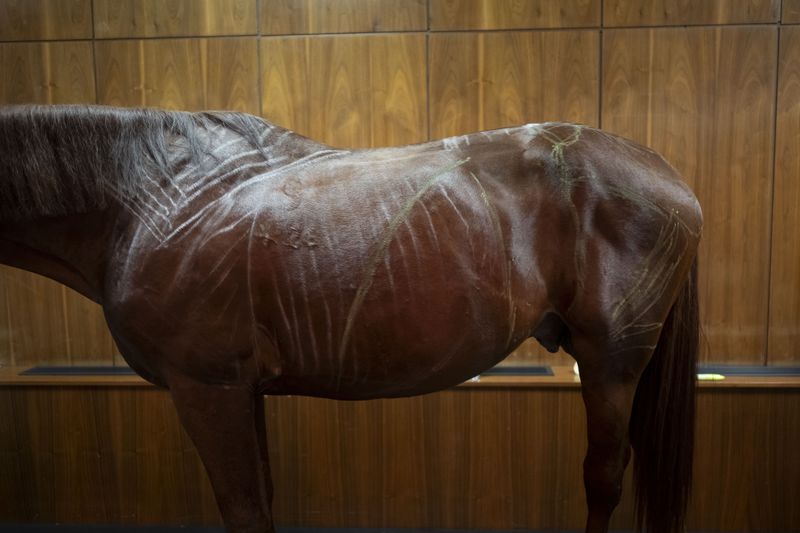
[629,257,699,533]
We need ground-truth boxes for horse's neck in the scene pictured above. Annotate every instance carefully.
[0,208,118,303]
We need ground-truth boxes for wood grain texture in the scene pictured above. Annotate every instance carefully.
[261,34,427,148]
[93,0,257,38]
[689,389,800,529]
[430,0,600,30]
[604,0,779,26]
[784,0,800,22]
[0,385,797,530]
[261,0,426,35]
[0,282,116,369]
[0,41,95,104]
[95,38,260,113]
[769,27,800,364]
[0,269,70,366]
[429,31,599,138]
[62,288,118,365]
[0,40,97,367]
[602,27,777,363]
[0,0,91,41]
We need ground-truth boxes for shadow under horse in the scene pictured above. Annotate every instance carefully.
[0,105,702,533]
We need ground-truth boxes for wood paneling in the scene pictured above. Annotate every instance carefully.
[430,0,600,30]
[93,0,257,38]
[602,27,777,363]
[0,387,220,523]
[784,0,800,22]
[769,27,800,364]
[0,0,91,41]
[429,30,599,137]
[95,38,260,113]
[0,269,70,366]
[604,0,779,26]
[689,389,800,530]
[0,40,97,367]
[261,0,427,35]
[1,384,798,530]
[62,288,117,364]
[261,34,427,148]
[0,40,95,104]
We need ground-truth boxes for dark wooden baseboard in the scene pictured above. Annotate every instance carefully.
[1,371,798,531]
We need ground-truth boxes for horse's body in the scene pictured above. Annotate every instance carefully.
[0,106,702,533]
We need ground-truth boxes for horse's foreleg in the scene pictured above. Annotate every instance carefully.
[573,340,648,533]
[168,376,274,533]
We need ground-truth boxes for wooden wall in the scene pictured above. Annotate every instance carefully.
[0,0,797,367]
[1,382,798,530]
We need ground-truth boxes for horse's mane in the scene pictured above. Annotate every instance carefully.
[0,104,270,221]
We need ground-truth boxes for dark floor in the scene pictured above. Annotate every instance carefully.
[3,523,789,533]
[0,527,591,533]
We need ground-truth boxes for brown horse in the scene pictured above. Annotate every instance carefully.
[0,105,701,533]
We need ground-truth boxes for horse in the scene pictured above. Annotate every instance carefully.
[0,105,701,533]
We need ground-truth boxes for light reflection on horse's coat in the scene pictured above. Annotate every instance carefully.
[0,106,702,533]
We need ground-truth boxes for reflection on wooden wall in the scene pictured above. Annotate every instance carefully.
[0,0,797,366]
[602,26,777,362]
[1,384,798,530]
[771,26,800,363]
[261,34,427,147]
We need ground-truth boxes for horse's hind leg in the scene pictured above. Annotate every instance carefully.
[168,376,274,533]
[572,337,654,533]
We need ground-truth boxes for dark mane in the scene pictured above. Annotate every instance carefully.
[0,105,270,221]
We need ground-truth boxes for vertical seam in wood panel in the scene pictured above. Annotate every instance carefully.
[10,391,29,518]
[90,392,109,520]
[646,29,654,148]
[425,32,431,141]
[138,40,146,106]
[600,0,605,128]
[369,36,375,148]
[765,24,782,365]
[43,41,53,103]
[256,0,264,117]
[60,286,71,364]
[201,40,209,110]
[478,33,484,130]
[598,0,604,128]
[427,0,431,31]
[90,0,99,105]
[4,277,14,366]
[600,0,605,28]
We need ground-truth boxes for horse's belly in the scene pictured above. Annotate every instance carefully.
[245,158,532,397]
[252,240,520,398]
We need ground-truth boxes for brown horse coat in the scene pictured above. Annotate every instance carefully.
[0,106,701,533]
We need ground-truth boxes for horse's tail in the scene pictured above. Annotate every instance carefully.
[629,256,699,533]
